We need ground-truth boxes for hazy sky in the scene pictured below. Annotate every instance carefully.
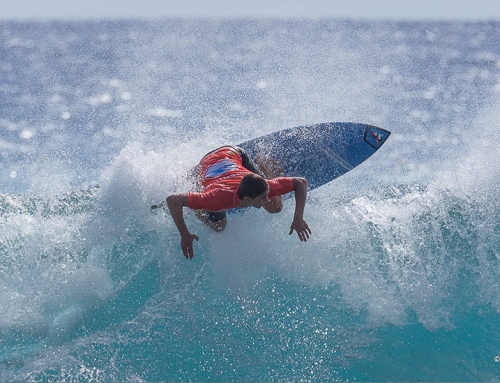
[1,0,500,20]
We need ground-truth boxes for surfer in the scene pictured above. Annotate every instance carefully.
[165,146,311,259]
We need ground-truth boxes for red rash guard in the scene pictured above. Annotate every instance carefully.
[187,147,293,212]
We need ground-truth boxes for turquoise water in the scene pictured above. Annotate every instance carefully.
[1,20,500,381]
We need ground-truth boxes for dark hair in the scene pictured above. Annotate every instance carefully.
[238,174,269,199]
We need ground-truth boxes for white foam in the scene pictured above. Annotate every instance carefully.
[0,191,113,337]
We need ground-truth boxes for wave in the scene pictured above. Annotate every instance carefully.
[2,92,500,370]
[1,91,500,379]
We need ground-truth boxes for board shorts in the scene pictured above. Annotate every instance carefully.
[206,210,227,222]
[196,146,265,223]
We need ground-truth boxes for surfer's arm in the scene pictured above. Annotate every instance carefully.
[166,193,199,259]
[289,177,311,242]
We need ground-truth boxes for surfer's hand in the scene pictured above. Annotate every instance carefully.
[180,233,199,260]
[289,217,311,242]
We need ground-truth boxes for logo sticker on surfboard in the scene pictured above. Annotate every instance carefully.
[364,125,391,149]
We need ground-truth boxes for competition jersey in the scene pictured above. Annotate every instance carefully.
[187,147,294,212]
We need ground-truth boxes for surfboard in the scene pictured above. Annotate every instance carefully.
[238,122,391,191]
[151,122,390,210]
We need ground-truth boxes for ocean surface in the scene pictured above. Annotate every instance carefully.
[1,19,500,382]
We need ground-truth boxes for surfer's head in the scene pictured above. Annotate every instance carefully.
[238,174,270,208]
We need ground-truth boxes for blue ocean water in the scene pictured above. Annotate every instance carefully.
[1,19,500,381]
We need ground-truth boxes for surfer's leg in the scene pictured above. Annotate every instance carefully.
[255,153,285,179]
[234,146,266,178]
[194,209,227,232]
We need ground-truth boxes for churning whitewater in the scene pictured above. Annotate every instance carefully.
[1,19,500,381]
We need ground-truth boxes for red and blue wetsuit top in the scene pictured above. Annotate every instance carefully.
[187,147,293,212]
